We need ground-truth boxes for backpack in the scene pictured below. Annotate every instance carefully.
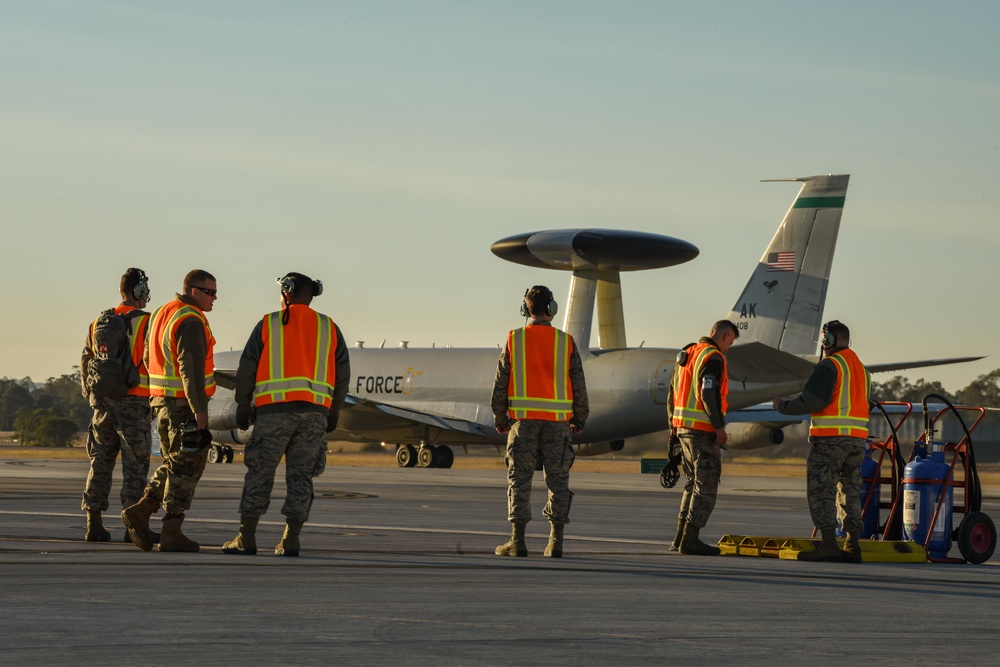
[86,308,142,399]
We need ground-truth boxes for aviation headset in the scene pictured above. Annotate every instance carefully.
[520,286,558,319]
[821,320,848,350]
[128,268,150,302]
[277,273,323,326]
[277,274,324,298]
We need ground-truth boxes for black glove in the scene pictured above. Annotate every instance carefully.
[660,434,683,489]
[326,411,339,434]
[236,404,251,431]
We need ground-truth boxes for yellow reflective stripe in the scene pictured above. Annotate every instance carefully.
[315,315,331,387]
[264,313,284,402]
[511,329,527,400]
[255,377,335,398]
[508,398,574,410]
[678,346,718,425]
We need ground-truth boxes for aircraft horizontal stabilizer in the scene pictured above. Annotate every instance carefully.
[726,342,817,384]
[867,356,985,375]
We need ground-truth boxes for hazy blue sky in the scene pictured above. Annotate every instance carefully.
[2,1,998,392]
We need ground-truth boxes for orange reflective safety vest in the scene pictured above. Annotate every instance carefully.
[810,348,870,438]
[671,341,729,433]
[114,304,150,397]
[506,325,574,422]
[253,307,339,408]
[146,299,216,399]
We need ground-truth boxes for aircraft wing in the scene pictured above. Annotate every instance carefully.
[340,395,497,439]
[726,343,984,382]
[215,370,237,391]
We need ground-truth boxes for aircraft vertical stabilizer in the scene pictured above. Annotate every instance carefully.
[728,174,850,356]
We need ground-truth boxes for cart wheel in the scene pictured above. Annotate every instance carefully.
[957,511,996,564]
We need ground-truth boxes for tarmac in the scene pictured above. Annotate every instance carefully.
[2,457,1000,665]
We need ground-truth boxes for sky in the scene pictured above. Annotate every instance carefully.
[1,1,998,393]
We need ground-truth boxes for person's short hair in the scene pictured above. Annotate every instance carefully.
[711,319,740,339]
[183,269,216,292]
[120,268,147,297]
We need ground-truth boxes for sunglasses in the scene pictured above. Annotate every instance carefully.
[192,286,218,297]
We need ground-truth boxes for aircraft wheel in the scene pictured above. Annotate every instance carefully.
[957,511,996,564]
[396,444,417,468]
[207,446,221,464]
[437,446,454,469]
[224,446,235,464]
[417,446,436,468]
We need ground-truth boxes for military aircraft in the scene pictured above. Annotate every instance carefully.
[207,174,980,467]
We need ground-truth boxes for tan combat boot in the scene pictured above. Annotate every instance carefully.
[543,523,565,558]
[495,522,527,557]
[841,532,863,563]
[679,523,721,556]
[798,528,842,562]
[158,515,200,553]
[120,494,160,552]
[275,518,305,557]
[669,517,687,552]
[85,510,111,542]
[222,515,259,555]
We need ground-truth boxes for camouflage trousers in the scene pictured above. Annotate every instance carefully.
[145,400,210,516]
[504,420,575,525]
[806,436,865,534]
[81,395,152,511]
[238,411,328,522]
[677,429,722,528]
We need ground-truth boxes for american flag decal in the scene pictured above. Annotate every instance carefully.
[767,251,795,272]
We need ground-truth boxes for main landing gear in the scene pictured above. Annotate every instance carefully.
[208,444,236,464]
[395,444,454,469]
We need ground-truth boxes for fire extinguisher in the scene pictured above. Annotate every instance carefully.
[902,395,955,559]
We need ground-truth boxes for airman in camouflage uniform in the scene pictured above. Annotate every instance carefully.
[80,268,152,542]
[223,272,350,557]
[121,269,218,553]
[774,320,870,563]
[491,286,588,558]
[667,320,739,556]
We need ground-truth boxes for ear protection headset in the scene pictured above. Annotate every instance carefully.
[132,269,150,301]
[520,287,558,319]
[821,320,841,350]
[277,274,323,326]
[276,275,323,297]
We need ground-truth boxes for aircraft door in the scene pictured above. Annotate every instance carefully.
[653,360,672,405]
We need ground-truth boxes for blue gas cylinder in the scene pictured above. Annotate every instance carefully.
[859,445,880,539]
[902,442,953,559]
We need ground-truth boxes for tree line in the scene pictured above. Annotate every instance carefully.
[0,370,90,447]
[1,367,999,448]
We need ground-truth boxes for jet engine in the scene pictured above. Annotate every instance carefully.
[207,394,253,445]
[725,424,784,450]
[575,440,626,457]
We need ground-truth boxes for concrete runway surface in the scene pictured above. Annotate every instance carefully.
[1,458,999,665]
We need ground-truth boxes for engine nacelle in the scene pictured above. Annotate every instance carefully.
[207,393,253,445]
[726,424,784,450]
[207,396,239,431]
[575,439,626,457]
[211,428,253,446]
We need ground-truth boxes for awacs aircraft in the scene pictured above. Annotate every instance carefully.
[209,174,980,468]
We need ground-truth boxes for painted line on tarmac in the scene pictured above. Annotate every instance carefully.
[0,510,671,546]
